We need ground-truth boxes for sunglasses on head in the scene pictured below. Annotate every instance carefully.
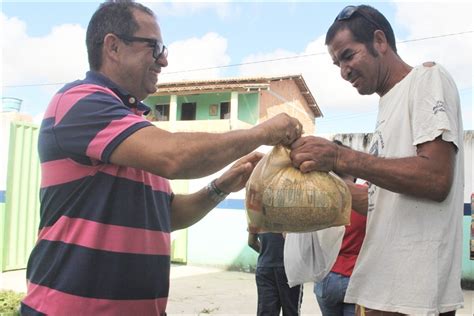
[335,5,383,31]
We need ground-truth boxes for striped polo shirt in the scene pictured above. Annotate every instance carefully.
[21,71,173,316]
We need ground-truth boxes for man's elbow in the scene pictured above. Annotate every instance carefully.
[429,190,449,203]
[162,165,181,179]
[428,176,453,202]
[155,156,206,179]
[149,158,183,179]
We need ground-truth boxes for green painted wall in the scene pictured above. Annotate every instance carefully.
[177,94,231,120]
[170,180,190,264]
[144,92,259,123]
[185,206,474,276]
[144,96,172,119]
[144,96,169,107]
[238,93,259,125]
[186,208,259,271]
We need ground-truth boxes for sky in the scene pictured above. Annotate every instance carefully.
[1,0,473,134]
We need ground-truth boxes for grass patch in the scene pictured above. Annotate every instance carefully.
[0,290,24,316]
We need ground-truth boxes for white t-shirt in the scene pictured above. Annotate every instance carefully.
[344,63,464,315]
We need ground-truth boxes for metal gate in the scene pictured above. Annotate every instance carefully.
[1,121,41,272]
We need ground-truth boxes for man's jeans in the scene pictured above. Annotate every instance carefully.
[314,271,355,316]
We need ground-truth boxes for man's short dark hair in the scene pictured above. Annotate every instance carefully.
[86,0,155,70]
[325,5,397,56]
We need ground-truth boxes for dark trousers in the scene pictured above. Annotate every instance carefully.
[256,266,303,316]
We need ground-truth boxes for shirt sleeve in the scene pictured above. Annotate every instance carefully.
[410,64,462,150]
[53,84,152,163]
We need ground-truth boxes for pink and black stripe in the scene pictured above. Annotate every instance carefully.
[22,71,172,316]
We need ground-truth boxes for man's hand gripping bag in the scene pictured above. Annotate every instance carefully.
[245,145,351,232]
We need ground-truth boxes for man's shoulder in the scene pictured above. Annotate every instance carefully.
[58,80,120,103]
[412,62,454,83]
[413,61,439,75]
[59,71,115,95]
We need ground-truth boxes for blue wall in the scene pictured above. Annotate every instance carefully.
[186,196,474,285]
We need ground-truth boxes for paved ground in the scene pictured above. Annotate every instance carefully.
[2,265,474,315]
[167,265,320,315]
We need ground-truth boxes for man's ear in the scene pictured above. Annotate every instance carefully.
[103,33,121,61]
[373,29,389,54]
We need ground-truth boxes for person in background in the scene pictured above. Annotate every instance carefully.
[248,232,303,316]
[20,1,302,315]
[315,140,367,316]
[290,4,463,316]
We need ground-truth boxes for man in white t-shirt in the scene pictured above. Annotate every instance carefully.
[290,5,463,316]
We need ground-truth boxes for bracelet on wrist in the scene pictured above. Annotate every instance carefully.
[206,179,229,203]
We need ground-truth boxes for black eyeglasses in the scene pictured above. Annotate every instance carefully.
[335,5,383,31]
[116,34,168,60]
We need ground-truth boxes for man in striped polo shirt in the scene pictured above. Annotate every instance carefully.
[21,1,303,315]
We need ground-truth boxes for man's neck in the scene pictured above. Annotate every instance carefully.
[377,55,413,97]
